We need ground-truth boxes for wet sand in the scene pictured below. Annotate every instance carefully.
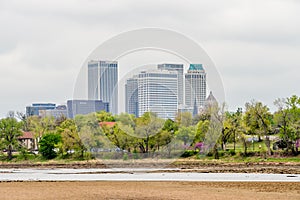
[1,159,300,174]
[0,181,299,200]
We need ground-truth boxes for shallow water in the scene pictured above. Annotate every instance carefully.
[0,168,299,182]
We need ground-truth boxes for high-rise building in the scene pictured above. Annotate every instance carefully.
[67,100,109,119]
[125,76,138,117]
[88,60,118,114]
[157,63,184,105]
[185,64,206,113]
[137,70,178,120]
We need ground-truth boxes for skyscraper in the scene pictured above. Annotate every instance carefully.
[157,63,184,105]
[137,69,178,120]
[88,60,118,114]
[125,76,138,117]
[185,64,206,113]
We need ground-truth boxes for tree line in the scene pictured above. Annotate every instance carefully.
[0,95,299,160]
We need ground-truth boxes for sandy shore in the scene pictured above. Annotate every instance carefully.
[0,181,299,200]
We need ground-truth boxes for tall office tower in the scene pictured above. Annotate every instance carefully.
[185,64,206,113]
[137,70,178,120]
[157,63,184,105]
[88,60,118,114]
[125,76,138,117]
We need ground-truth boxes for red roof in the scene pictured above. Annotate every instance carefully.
[99,122,116,128]
[19,132,34,139]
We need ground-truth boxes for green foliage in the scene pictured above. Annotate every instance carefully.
[96,110,115,122]
[0,116,23,160]
[176,126,196,146]
[244,100,273,155]
[180,150,197,158]
[2,95,300,162]
[195,120,209,143]
[175,112,192,127]
[274,95,300,153]
[123,153,128,160]
[27,115,56,150]
[56,119,86,159]
[39,133,61,159]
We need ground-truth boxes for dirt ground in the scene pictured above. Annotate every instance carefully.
[0,181,299,200]
[1,159,300,174]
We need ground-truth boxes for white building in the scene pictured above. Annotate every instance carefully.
[185,64,206,113]
[137,70,178,120]
[88,60,118,114]
[157,63,184,106]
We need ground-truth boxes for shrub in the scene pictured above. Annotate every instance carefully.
[180,150,197,158]
[229,149,236,156]
[39,133,62,159]
[123,153,128,161]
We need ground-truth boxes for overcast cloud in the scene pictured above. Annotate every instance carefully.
[0,0,299,117]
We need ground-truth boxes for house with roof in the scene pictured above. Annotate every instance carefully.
[18,132,35,150]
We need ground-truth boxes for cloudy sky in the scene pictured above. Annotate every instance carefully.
[0,0,299,118]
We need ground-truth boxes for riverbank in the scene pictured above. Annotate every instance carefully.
[1,159,300,174]
[0,181,299,200]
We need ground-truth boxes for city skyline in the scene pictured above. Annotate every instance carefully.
[22,62,209,120]
[125,63,207,119]
[1,1,299,118]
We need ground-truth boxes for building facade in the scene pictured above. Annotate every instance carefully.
[125,76,139,117]
[39,105,68,119]
[136,70,178,120]
[185,64,206,113]
[88,60,118,114]
[26,103,56,116]
[67,100,109,119]
[157,63,184,106]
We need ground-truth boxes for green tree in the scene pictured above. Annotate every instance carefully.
[222,108,244,152]
[39,133,61,159]
[195,120,210,143]
[176,126,196,146]
[244,100,273,155]
[0,117,23,160]
[27,116,56,150]
[274,95,300,153]
[96,110,115,122]
[56,119,86,159]
[105,123,135,152]
[175,112,193,127]
[135,112,164,154]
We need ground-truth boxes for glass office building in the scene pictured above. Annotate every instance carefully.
[67,100,109,119]
[88,60,118,114]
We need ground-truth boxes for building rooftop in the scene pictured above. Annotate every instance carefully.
[99,121,116,128]
[188,64,204,71]
[206,91,217,103]
[18,132,34,139]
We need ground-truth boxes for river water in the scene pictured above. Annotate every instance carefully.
[0,168,299,182]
